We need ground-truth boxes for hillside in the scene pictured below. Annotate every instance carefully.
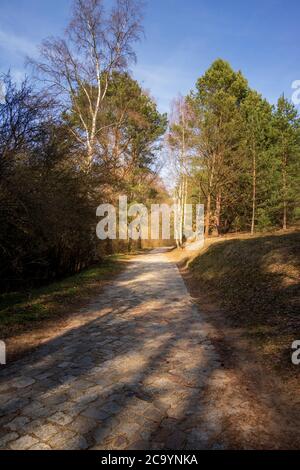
[183,230,300,373]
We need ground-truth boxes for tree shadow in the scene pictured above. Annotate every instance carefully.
[180,231,300,449]
[0,245,299,450]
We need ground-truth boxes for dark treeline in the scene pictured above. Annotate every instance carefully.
[168,59,300,239]
[0,0,167,292]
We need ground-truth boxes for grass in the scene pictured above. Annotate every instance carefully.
[0,254,127,339]
[188,230,300,371]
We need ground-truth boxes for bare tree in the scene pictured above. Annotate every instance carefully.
[29,0,144,168]
[167,96,192,247]
[0,73,53,174]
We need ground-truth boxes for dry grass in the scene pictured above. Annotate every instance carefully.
[0,254,129,341]
[168,230,300,448]
[170,229,300,375]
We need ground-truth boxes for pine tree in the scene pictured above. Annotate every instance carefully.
[273,96,300,230]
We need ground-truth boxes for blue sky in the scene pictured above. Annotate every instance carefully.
[0,0,299,113]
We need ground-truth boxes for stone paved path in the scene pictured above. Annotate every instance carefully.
[0,248,224,450]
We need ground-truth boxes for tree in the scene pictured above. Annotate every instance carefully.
[167,96,193,246]
[1,5,170,293]
[97,73,167,200]
[65,72,167,200]
[0,73,52,175]
[273,96,300,230]
[30,0,144,168]
[170,59,300,236]
[188,59,248,236]
[0,74,97,290]
[240,90,273,234]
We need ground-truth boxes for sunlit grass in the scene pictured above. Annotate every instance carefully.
[0,255,127,335]
[189,231,300,371]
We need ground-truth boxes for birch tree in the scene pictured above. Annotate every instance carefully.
[30,0,143,169]
[167,96,192,247]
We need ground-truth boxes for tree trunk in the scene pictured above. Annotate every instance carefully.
[179,179,184,247]
[215,192,222,236]
[282,156,287,230]
[251,152,256,235]
[205,154,215,238]
[205,192,211,237]
[87,141,93,168]
[174,182,182,248]
[182,176,188,242]
[283,199,287,230]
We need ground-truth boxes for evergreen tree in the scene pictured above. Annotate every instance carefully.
[273,96,300,230]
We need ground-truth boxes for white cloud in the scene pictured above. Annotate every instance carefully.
[0,27,37,58]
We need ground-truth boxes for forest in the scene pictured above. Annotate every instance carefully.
[0,0,299,292]
[168,60,300,238]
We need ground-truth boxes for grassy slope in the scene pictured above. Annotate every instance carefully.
[0,255,127,339]
[188,231,300,371]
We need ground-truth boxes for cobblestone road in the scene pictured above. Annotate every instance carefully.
[0,249,224,450]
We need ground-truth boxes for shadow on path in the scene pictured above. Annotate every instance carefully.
[0,248,293,450]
